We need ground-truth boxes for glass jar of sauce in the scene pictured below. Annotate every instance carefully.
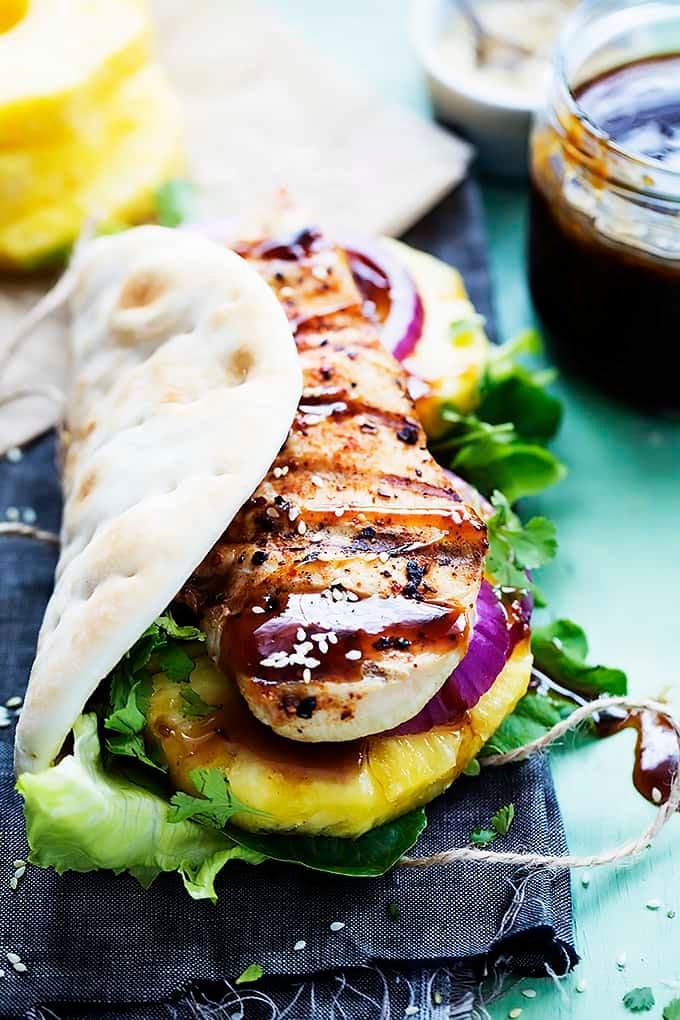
[528,0,680,413]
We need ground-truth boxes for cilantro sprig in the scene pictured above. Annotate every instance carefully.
[485,490,557,606]
[434,328,566,503]
[623,987,655,1013]
[470,803,515,846]
[168,768,267,828]
[98,613,204,771]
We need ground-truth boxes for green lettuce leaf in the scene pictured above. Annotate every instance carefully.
[16,714,264,902]
[226,808,427,878]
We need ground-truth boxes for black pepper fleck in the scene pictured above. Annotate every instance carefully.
[251,550,268,566]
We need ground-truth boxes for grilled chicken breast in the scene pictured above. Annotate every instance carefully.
[178,229,488,742]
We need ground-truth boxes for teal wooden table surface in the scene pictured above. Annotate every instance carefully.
[268,2,680,1016]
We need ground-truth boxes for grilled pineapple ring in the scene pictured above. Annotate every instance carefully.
[147,639,531,838]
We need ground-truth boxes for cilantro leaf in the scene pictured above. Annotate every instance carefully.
[155,615,205,642]
[491,803,515,836]
[154,179,197,228]
[486,491,557,603]
[533,619,628,699]
[664,997,680,1020]
[434,410,565,505]
[470,827,497,846]
[463,758,481,777]
[168,768,266,829]
[623,988,655,1013]
[387,901,401,921]
[236,964,264,985]
[181,688,216,719]
[157,643,195,682]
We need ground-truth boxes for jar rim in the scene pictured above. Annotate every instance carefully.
[552,0,680,202]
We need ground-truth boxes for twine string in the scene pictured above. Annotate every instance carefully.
[402,695,680,869]
[1,525,678,873]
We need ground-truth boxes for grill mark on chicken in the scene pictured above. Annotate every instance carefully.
[176,233,488,741]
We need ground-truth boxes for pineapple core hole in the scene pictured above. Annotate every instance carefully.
[0,0,28,33]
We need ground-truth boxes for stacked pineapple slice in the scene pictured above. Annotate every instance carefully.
[0,0,183,269]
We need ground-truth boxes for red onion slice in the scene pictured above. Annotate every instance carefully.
[340,237,424,359]
[388,581,510,737]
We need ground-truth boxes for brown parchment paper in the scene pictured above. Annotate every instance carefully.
[0,0,470,455]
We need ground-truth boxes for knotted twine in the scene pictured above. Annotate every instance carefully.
[3,522,679,876]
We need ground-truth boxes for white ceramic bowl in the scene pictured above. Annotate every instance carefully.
[411,0,536,178]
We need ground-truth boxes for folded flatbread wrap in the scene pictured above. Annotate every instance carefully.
[14,226,302,774]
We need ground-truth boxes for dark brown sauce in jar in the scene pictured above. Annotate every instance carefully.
[529,53,680,412]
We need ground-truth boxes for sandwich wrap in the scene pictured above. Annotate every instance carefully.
[14,226,303,775]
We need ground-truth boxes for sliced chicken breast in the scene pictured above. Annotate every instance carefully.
[178,229,488,741]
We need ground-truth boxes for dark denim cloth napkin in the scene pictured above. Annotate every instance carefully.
[0,179,576,1020]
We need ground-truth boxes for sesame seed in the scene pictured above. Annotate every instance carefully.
[329,921,345,932]
[305,657,321,669]
[346,591,359,602]
[311,475,324,487]
[433,991,443,1005]
[9,877,17,891]
[364,552,378,562]
[279,286,294,298]
[273,467,283,478]
[508,1010,522,1019]
[521,989,537,999]
[293,940,306,951]
[581,871,590,888]
[652,787,663,804]
[405,1009,418,1017]
[252,606,265,614]
[281,466,289,476]
[12,860,25,870]
[289,506,300,522]
[0,709,11,729]
[345,650,362,661]
[22,508,37,524]
[616,952,627,969]
[12,962,27,973]
[646,899,661,910]
[0,969,4,978]
[302,668,311,683]
[6,953,20,965]
[266,507,280,519]
[297,628,307,642]
[6,447,22,463]
[309,532,324,543]
[334,507,344,517]
[327,632,338,644]
[297,521,307,535]
[14,866,25,879]
[379,552,390,563]
[5,507,19,521]
[312,265,328,281]
[6,696,22,709]
[576,979,587,993]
